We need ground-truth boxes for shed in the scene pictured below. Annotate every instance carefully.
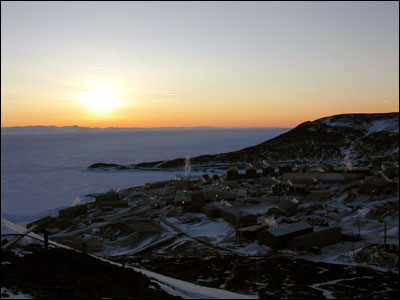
[245,166,258,178]
[357,179,395,195]
[278,200,299,212]
[202,202,222,218]
[150,200,166,209]
[96,190,120,202]
[145,180,169,189]
[59,205,87,219]
[279,165,293,174]
[257,222,313,250]
[272,183,286,194]
[333,166,370,175]
[383,168,398,179]
[227,167,240,180]
[262,166,275,176]
[221,181,240,189]
[290,183,309,194]
[97,200,129,208]
[259,176,276,186]
[46,219,74,231]
[202,174,210,181]
[273,183,308,195]
[287,227,342,251]
[296,166,309,173]
[190,191,206,210]
[160,196,175,206]
[203,187,236,201]
[175,190,191,205]
[282,173,346,184]
[220,207,257,226]
[236,224,268,239]
[342,173,365,181]
[27,216,57,232]
[247,187,262,197]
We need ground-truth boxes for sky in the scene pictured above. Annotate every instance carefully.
[1,1,399,128]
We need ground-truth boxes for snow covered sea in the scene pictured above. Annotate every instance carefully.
[1,128,289,221]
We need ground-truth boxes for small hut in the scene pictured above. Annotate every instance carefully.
[212,174,220,180]
[189,191,206,210]
[96,200,129,209]
[202,174,210,183]
[227,167,240,180]
[257,222,313,250]
[357,179,395,195]
[59,205,88,219]
[287,227,342,251]
[245,165,258,178]
[150,200,166,209]
[220,207,257,226]
[262,166,275,177]
[236,224,268,239]
[26,216,57,232]
[279,165,293,174]
[202,202,222,218]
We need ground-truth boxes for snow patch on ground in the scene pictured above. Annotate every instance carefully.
[1,218,43,246]
[367,119,399,135]
[132,267,259,299]
[236,242,271,256]
[322,118,352,127]
[181,218,234,240]
[1,288,33,299]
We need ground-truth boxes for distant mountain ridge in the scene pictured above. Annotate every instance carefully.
[1,125,93,134]
[134,112,399,169]
[1,125,287,134]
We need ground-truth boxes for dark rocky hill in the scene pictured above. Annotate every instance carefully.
[87,112,398,170]
[134,112,398,169]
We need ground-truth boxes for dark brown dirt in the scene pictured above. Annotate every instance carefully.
[130,254,399,299]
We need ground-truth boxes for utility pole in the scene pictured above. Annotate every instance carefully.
[239,211,243,246]
[325,210,329,226]
[44,229,49,257]
[351,228,355,257]
[384,222,387,249]
[81,235,86,255]
[1,224,38,251]
[357,214,360,238]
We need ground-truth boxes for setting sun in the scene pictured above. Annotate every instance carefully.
[78,87,122,114]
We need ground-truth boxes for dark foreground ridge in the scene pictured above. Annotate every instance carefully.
[131,254,399,299]
[1,244,180,299]
[3,244,399,299]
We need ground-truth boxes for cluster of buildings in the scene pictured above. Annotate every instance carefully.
[146,159,398,252]
[27,157,398,255]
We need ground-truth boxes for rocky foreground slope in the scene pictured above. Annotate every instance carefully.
[1,244,180,299]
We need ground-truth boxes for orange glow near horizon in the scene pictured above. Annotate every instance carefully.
[2,2,398,129]
[2,91,398,129]
[1,76,399,128]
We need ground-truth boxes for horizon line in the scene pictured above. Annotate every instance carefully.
[1,125,294,129]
